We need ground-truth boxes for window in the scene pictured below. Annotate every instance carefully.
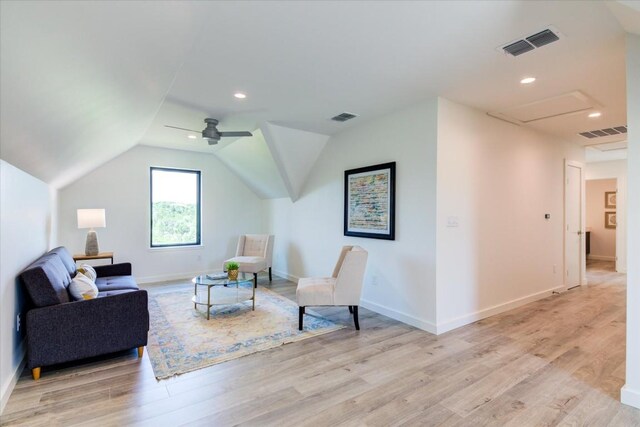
[150,167,201,247]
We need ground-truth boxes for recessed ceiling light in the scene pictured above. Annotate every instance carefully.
[520,77,536,84]
[234,92,246,99]
[588,112,602,118]
[187,135,197,139]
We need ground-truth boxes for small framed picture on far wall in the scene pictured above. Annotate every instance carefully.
[605,191,617,209]
[605,211,617,229]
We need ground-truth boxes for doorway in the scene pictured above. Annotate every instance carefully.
[586,178,617,272]
[565,160,584,289]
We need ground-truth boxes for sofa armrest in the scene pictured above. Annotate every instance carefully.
[94,262,132,277]
[25,290,148,369]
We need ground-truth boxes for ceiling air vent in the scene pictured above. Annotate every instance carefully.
[331,112,358,122]
[526,29,560,48]
[503,40,535,57]
[500,26,562,57]
[578,125,627,139]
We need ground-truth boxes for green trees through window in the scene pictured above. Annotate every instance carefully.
[150,167,201,247]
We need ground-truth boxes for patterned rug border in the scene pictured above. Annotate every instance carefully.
[147,286,345,380]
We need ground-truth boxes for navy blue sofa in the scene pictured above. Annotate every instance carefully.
[19,247,149,380]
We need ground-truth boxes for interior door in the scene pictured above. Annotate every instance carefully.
[565,162,583,289]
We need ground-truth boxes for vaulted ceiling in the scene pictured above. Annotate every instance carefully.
[0,1,635,191]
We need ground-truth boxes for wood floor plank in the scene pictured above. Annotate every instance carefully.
[1,261,638,426]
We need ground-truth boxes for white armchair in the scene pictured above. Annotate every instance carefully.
[225,234,274,288]
[296,245,368,330]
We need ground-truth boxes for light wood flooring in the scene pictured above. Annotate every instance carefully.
[1,262,639,426]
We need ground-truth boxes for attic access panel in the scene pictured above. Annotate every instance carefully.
[488,91,602,125]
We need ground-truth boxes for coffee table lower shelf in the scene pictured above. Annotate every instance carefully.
[192,285,255,320]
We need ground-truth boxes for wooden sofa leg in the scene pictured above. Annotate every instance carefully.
[138,346,144,358]
[254,273,258,289]
[269,267,272,282]
[348,306,353,314]
[353,306,360,331]
[299,306,305,331]
[32,367,41,380]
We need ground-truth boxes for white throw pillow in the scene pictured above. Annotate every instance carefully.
[77,263,97,282]
[69,272,99,301]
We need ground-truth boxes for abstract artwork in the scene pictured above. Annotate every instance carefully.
[605,191,617,209]
[605,211,616,229]
[344,162,395,240]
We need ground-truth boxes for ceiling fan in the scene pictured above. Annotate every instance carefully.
[165,118,252,145]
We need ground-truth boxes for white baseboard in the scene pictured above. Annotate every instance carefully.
[138,269,279,285]
[273,269,300,283]
[622,385,640,409]
[136,270,207,284]
[0,342,25,415]
[435,286,565,334]
[360,299,437,334]
[587,255,616,261]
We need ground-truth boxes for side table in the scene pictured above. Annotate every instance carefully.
[72,252,114,265]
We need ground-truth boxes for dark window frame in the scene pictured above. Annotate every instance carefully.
[150,167,202,248]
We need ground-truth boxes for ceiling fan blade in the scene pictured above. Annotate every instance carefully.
[164,125,201,133]
[219,131,253,138]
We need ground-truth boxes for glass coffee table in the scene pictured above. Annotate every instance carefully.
[192,272,255,320]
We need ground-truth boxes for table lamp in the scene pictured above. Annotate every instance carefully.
[77,209,106,256]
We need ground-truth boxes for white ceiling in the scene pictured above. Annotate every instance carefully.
[0,1,634,188]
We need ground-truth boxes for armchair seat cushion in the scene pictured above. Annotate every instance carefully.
[225,256,267,274]
[95,275,139,292]
[296,277,336,306]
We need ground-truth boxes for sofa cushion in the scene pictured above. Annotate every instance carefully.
[68,272,99,300]
[20,254,71,307]
[48,246,77,277]
[77,264,97,281]
[97,289,137,298]
[95,275,139,292]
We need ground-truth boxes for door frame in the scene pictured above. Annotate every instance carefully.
[564,159,586,289]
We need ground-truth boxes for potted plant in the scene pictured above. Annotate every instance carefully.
[226,261,240,281]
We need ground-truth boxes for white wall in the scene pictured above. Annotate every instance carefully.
[435,98,585,333]
[58,146,263,283]
[263,99,439,332]
[622,33,640,410]
[0,160,55,413]
[586,179,617,261]
[585,159,628,272]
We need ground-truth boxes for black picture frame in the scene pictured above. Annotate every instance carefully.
[344,162,396,240]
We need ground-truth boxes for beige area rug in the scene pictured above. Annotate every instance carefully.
[147,284,344,379]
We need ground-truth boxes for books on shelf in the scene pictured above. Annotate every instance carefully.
[206,273,228,280]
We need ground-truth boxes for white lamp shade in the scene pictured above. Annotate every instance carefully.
[77,209,106,229]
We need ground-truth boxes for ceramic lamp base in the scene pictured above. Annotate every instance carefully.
[85,230,99,256]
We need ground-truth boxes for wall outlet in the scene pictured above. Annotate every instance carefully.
[447,216,459,228]
[371,274,378,286]
[553,264,557,274]
[16,313,21,332]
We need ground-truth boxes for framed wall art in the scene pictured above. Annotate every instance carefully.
[344,162,395,240]
[605,191,617,209]
[605,211,617,229]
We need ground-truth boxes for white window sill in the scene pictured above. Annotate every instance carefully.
[148,245,204,252]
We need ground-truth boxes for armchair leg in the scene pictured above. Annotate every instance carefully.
[138,346,144,358]
[299,306,305,331]
[348,306,353,314]
[254,273,258,289]
[269,267,272,282]
[32,367,41,380]
[353,306,360,330]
